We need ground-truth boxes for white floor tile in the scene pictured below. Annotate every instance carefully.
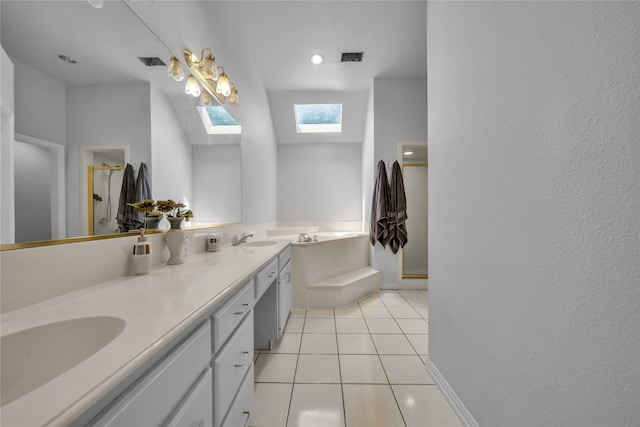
[398,290,425,297]
[377,290,405,299]
[371,334,416,355]
[335,318,369,334]
[336,334,378,355]
[290,309,307,318]
[360,306,393,318]
[386,306,422,318]
[406,297,428,307]
[406,334,428,355]
[264,333,302,354]
[334,306,363,318]
[284,318,305,333]
[286,384,345,427]
[306,309,335,318]
[381,298,413,307]
[359,296,387,307]
[339,354,388,384]
[295,354,341,383]
[413,306,429,319]
[250,383,292,427]
[396,318,429,334]
[392,384,464,427]
[255,353,298,383]
[342,384,405,427]
[300,333,338,354]
[303,318,336,333]
[365,318,403,334]
[380,355,434,384]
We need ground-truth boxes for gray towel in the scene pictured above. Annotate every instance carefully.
[116,164,141,232]
[133,162,152,227]
[370,160,391,247]
[389,161,408,254]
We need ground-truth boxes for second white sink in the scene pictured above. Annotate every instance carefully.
[243,240,278,247]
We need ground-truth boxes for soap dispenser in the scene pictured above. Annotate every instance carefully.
[132,228,151,275]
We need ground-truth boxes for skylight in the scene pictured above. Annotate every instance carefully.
[294,103,342,133]
[197,106,241,135]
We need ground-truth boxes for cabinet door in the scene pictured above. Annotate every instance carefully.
[90,321,211,427]
[163,368,213,427]
[278,260,292,336]
[220,365,254,427]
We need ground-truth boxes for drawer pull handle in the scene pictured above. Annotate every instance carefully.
[235,351,251,367]
[268,271,277,278]
[242,411,251,427]
[234,303,250,315]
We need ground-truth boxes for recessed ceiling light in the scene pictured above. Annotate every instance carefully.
[403,151,414,156]
[58,54,77,64]
[310,54,324,65]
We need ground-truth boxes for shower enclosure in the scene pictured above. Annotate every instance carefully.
[88,165,124,235]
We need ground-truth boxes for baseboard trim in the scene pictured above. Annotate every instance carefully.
[425,356,480,427]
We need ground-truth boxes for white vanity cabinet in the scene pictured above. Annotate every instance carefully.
[278,245,292,338]
[89,320,212,427]
[210,280,255,427]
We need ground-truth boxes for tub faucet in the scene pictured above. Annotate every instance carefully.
[298,233,313,242]
[232,233,253,245]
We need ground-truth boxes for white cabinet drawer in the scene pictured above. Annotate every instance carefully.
[278,245,291,270]
[91,321,211,427]
[212,279,254,353]
[220,365,254,427]
[213,311,254,427]
[255,258,278,300]
[163,368,213,427]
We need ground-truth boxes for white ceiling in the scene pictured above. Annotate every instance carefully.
[1,0,427,141]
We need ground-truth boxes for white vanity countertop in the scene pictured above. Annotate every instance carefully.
[0,240,290,427]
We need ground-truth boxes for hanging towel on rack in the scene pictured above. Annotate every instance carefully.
[116,163,140,232]
[369,160,391,247]
[388,161,408,254]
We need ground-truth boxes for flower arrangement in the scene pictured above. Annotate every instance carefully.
[128,199,193,229]
[156,199,193,221]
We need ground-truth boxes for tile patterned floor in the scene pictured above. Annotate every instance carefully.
[249,290,463,427]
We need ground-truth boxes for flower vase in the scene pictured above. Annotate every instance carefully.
[165,229,184,265]
[145,216,161,230]
[165,217,185,265]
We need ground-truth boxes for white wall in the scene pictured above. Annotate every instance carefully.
[1,45,15,244]
[372,78,427,287]
[150,87,192,209]
[402,165,427,275]
[278,143,362,222]
[427,2,640,426]
[13,140,51,242]
[11,57,66,145]
[192,144,242,224]
[361,83,375,230]
[66,83,152,237]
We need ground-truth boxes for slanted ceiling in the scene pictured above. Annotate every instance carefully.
[269,90,369,144]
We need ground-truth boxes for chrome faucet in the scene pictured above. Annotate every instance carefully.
[298,233,313,242]
[232,233,254,245]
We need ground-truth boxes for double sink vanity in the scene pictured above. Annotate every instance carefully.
[0,239,292,427]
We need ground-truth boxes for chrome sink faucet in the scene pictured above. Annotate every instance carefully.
[232,233,254,245]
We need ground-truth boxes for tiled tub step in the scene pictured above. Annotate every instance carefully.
[306,267,381,309]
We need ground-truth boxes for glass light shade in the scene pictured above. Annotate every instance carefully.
[200,90,211,105]
[202,54,218,81]
[216,71,231,97]
[167,56,185,82]
[228,86,239,104]
[185,75,201,97]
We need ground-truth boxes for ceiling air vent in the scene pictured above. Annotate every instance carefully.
[341,52,364,63]
[137,57,166,67]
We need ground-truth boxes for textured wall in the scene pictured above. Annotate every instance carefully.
[427,2,640,426]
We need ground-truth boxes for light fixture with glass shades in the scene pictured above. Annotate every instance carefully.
[167,48,239,105]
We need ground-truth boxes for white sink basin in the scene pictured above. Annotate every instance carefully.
[1,316,126,406]
[243,240,278,247]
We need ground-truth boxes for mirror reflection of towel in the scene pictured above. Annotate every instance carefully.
[116,164,138,232]
[370,160,391,247]
[389,161,408,254]
[134,162,152,226]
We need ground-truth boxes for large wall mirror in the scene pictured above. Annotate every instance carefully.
[1,0,242,249]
